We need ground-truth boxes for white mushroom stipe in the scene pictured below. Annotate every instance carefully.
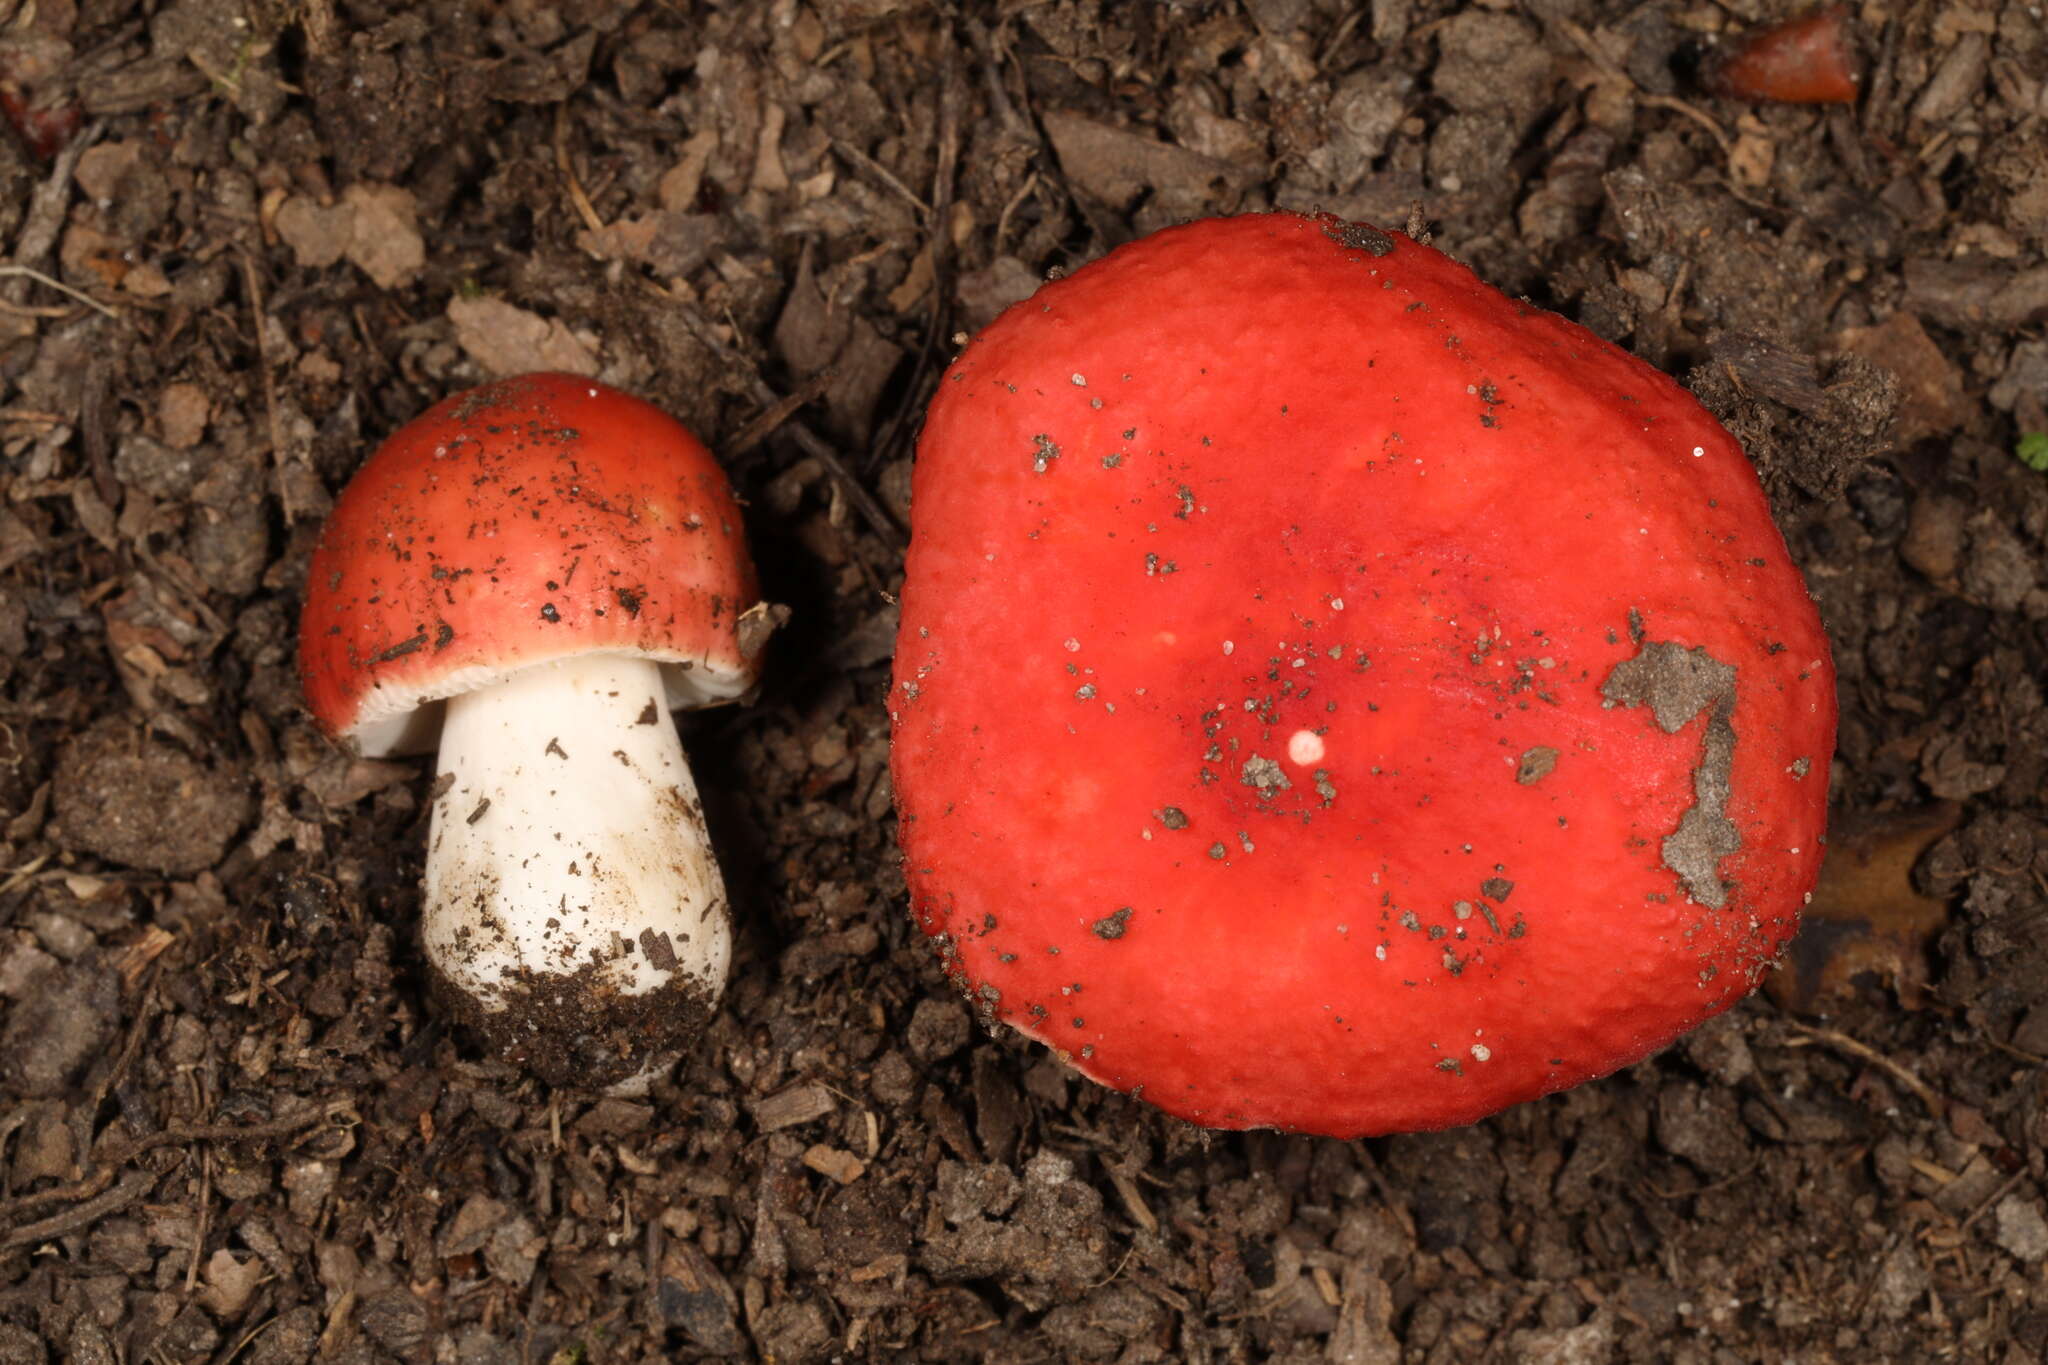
[422,654,730,1019]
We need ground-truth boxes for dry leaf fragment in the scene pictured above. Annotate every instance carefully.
[1041,110,1260,211]
[1766,803,1962,1012]
[444,296,599,378]
[340,184,425,290]
[274,196,353,269]
[197,1250,264,1317]
[801,1143,866,1184]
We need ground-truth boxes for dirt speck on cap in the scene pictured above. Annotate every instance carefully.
[1516,746,1559,783]
[1324,218,1397,256]
[1091,907,1133,939]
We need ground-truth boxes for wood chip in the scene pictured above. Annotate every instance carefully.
[800,1144,865,1184]
[848,1253,906,1283]
[750,1083,835,1132]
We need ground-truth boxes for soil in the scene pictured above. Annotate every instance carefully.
[1,1,2045,1363]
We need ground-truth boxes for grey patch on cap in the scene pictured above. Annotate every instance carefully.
[1600,638,1741,910]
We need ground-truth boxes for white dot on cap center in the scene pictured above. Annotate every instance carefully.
[1287,730,1325,766]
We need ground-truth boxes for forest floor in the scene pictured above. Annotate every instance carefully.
[1,0,2046,1361]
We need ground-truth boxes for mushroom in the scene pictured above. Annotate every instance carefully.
[889,213,1835,1137]
[299,372,769,1086]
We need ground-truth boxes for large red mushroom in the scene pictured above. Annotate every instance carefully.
[299,372,768,1087]
[889,213,1835,1137]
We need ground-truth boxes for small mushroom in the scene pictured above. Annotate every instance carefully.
[890,213,1836,1137]
[299,372,769,1087]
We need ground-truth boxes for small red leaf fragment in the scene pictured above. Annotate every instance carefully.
[1709,8,1861,106]
[0,85,80,160]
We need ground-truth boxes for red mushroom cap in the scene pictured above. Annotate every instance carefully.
[890,213,1835,1138]
[299,372,760,755]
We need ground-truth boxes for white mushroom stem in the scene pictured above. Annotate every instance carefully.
[422,654,731,1037]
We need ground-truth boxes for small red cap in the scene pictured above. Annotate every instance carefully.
[299,373,760,755]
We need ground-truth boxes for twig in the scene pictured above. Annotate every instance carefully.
[220,1314,290,1365]
[159,1101,361,1148]
[0,852,49,898]
[1861,15,1900,137]
[1548,15,1629,82]
[780,414,904,547]
[659,294,905,546]
[1780,1021,1946,1117]
[865,33,965,478]
[830,140,932,223]
[994,170,1039,254]
[555,103,606,235]
[1315,5,1367,70]
[0,265,119,319]
[78,956,166,1166]
[6,118,100,290]
[963,16,1033,141]
[185,1146,212,1293]
[1638,94,1734,161]
[1850,1229,1905,1322]
[1350,1143,1419,1244]
[0,1099,358,1227]
[930,43,964,249]
[239,249,301,525]
[1985,1036,2048,1069]
[1546,15,1733,160]
[0,296,86,319]
[0,1167,160,1249]
[1644,1158,1759,1200]
[727,370,835,458]
[138,548,231,640]
[1958,1168,2029,1234]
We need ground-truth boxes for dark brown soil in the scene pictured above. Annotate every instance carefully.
[2,2,2045,1362]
